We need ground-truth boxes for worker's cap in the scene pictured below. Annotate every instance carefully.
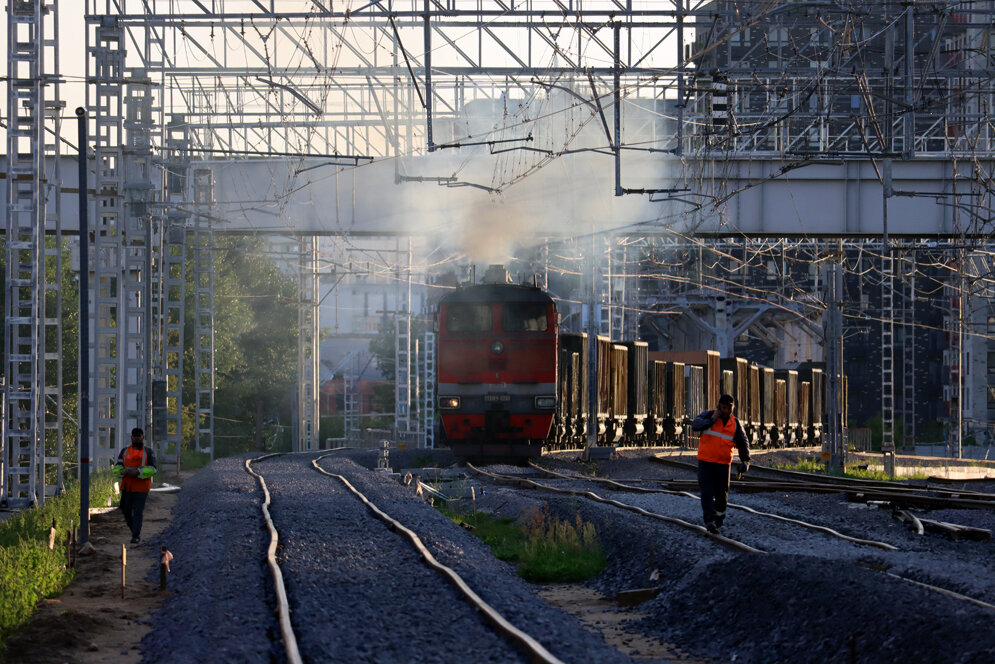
[131,427,144,436]
[718,394,735,406]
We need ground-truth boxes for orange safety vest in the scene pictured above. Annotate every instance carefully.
[697,414,739,465]
[121,446,153,493]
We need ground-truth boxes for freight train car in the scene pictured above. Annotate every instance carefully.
[436,278,842,461]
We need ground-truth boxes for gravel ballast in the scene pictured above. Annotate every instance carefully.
[140,450,633,664]
[141,447,995,663]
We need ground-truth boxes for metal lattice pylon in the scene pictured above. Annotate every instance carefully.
[881,247,895,457]
[394,239,412,442]
[901,247,916,447]
[422,331,436,449]
[297,236,319,452]
[154,115,190,469]
[3,0,63,506]
[343,369,358,444]
[122,69,155,437]
[42,0,67,503]
[87,16,126,474]
[192,168,214,457]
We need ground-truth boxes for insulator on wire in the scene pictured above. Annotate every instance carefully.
[710,71,729,131]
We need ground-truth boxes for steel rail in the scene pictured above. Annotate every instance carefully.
[530,463,898,551]
[311,455,566,664]
[651,455,995,507]
[522,463,995,611]
[467,463,765,554]
[524,464,995,610]
[244,454,303,664]
[885,573,995,612]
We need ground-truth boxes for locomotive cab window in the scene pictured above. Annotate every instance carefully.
[502,303,548,332]
[445,303,492,332]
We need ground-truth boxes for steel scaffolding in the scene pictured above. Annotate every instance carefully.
[3,0,63,506]
[5,1,994,503]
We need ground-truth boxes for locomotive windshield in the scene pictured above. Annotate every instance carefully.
[501,302,548,332]
[445,303,492,332]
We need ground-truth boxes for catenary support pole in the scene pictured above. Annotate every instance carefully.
[77,107,91,544]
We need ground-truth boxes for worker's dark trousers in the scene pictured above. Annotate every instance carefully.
[697,460,731,527]
[120,490,149,538]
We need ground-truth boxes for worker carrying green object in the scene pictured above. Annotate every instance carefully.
[113,427,158,544]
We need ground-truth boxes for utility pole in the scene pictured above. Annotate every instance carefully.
[881,21,896,477]
[824,239,846,473]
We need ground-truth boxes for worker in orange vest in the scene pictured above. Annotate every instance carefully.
[691,394,750,535]
[113,427,158,544]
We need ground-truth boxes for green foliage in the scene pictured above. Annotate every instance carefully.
[774,459,931,481]
[862,413,905,450]
[439,503,605,582]
[0,544,72,644]
[319,416,344,445]
[368,316,397,381]
[186,236,300,456]
[370,382,395,417]
[408,454,436,469]
[919,420,945,443]
[0,472,117,646]
[517,505,606,582]
[440,507,525,562]
[368,316,431,414]
[180,449,213,471]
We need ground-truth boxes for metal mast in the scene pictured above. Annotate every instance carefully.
[3,0,62,506]
[122,70,155,436]
[394,239,413,445]
[297,236,319,452]
[156,116,190,470]
[86,15,127,472]
[192,168,215,458]
[422,330,436,449]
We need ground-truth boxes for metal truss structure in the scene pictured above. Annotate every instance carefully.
[2,0,64,507]
[191,168,215,456]
[297,235,319,452]
[9,1,995,502]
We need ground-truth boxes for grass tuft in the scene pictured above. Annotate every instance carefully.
[0,471,118,654]
[439,502,605,582]
[774,459,932,481]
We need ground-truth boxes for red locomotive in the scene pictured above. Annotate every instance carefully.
[436,266,558,460]
[435,267,835,463]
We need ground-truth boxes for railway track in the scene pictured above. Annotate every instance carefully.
[468,462,764,553]
[464,458,995,615]
[137,448,995,664]
[650,454,995,510]
[244,452,565,664]
[527,461,898,551]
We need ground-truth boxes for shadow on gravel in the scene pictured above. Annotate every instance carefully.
[638,552,995,664]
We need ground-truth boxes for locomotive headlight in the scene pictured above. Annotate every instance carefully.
[439,397,460,409]
[535,396,556,409]
[490,340,505,355]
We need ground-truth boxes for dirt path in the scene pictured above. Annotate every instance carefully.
[4,474,187,664]
[536,584,708,663]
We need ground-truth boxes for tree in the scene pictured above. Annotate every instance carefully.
[183,235,299,456]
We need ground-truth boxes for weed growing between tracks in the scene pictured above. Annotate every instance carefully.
[0,471,117,658]
[439,503,605,582]
[774,459,932,481]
